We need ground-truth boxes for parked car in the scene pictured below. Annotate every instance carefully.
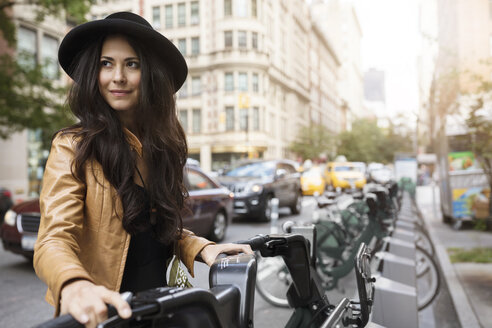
[301,166,326,196]
[0,187,13,225]
[324,162,367,191]
[0,164,232,259]
[216,159,302,221]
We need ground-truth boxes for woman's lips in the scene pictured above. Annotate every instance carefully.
[110,90,130,96]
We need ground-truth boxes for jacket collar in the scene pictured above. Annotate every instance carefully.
[123,128,143,157]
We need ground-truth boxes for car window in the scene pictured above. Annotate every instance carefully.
[278,163,296,174]
[225,161,275,177]
[302,167,323,177]
[334,166,359,172]
[187,169,214,190]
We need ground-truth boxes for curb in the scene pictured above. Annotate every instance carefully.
[417,198,481,328]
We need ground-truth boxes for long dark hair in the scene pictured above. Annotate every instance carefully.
[61,34,188,243]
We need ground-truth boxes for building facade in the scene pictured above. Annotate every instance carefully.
[310,0,363,127]
[0,0,361,200]
[90,0,348,171]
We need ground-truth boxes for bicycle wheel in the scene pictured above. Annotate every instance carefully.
[255,253,290,307]
[414,227,435,257]
[415,246,440,310]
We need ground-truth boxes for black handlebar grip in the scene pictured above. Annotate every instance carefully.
[34,314,83,328]
[235,234,269,251]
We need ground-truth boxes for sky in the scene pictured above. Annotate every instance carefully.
[354,0,421,118]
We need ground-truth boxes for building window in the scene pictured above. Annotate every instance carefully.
[179,110,188,132]
[191,37,200,55]
[17,26,37,70]
[225,72,234,91]
[240,108,248,131]
[236,0,247,17]
[190,1,199,25]
[238,72,248,91]
[191,76,201,96]
[252,32,258,49]
[252,0,257,17]
[179,79,188,98]
[224,0,232,16]
[252,107,259,130]
[225,106,234,131]
[178,38,186,55]
[165,5,173,28]
[238,30,247,48]
[178,3,186,27]
[224,30,233,48]
[152,6,161,28]
[192,108,201,133]
[41,34,59,79]
[252,73,259,92]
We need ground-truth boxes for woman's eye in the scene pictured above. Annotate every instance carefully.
[127,61,140,69]
[100,60,112,67]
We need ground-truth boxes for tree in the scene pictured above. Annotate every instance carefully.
[465,96,492,221]
[0,0,94,145]
[337,118,413,163]
[288,123,336,161]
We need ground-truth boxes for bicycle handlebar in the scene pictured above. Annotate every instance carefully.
[235,234,270,250]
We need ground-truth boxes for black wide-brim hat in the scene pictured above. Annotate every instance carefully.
[58,11,187,92]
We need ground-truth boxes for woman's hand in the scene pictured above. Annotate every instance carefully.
[199,243,253,266]
[60,279,132,328]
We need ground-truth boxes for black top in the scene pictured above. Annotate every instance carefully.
[119,184,171,293]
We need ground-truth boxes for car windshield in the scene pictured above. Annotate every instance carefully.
[303,167,323,177]
[225,161,275,177]
[334,166,360,172]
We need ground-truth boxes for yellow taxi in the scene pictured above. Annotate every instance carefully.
[324,162,366,190]
[301,166,326,195]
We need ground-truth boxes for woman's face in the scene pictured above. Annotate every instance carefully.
[98,35,141,114]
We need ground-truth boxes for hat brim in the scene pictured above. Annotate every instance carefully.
[58,18,187,92]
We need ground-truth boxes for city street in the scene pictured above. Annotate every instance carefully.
[0,193,465,328]
[0,197,317,327]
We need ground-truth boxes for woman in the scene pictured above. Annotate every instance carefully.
[33,12,251,327]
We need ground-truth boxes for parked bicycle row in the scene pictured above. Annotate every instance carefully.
[256,179,441,327]
[35,180,440,328]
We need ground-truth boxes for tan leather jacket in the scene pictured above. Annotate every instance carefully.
[33,129,213,315]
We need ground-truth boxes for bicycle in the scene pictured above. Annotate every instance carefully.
[256,194,379,308]
[258,182,441,311]
[35,231,377,328]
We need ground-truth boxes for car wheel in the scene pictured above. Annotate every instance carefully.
[261,195,273,222]
[209,211,227,242]
[290,191,302,215]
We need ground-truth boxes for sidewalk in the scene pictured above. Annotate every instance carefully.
[416,185,492,328]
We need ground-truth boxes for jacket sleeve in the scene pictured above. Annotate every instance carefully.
[33,133,93,315]
[178,229,215,277]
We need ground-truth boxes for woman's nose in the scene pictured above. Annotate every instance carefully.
[113,66,126,83]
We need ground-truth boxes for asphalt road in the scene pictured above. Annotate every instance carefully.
[0,197,317,328]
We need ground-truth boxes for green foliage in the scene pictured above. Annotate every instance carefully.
[0,53,75,147]
[466,97,492,178]
[288,124,335,160]
[0,0,93,144]
[448,247,492,263]
[0,0,94,25]
[337,118,413,163]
